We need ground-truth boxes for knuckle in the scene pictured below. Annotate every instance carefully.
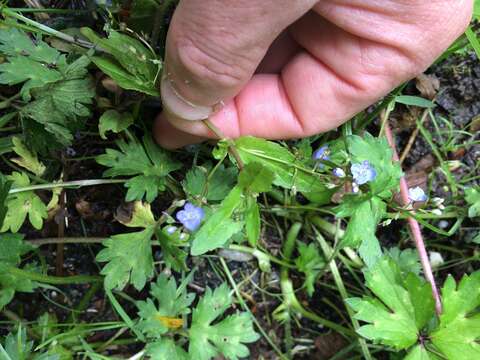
[174,36,248,90]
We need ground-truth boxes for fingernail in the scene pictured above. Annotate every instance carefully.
[160,71,213,121]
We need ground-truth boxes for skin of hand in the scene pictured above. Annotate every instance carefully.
[154,0,473,149]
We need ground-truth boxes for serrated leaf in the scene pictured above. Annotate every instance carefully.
[118,201,156,228]
[125,175,164,203]
[96,135,180,202]
[430,273,480,359]
[98,110,134,139]
[96,228,154,290]
[146,339,188,360]
[191,186,244,255]
[294,242,325,297]
[0,233,37,310]
[20,64,95,146]
[347,257,432,350]
[347,133,402,197]
[137,273,195,338]
[11,137,46,176]
[188,284,259,360]
[0,56,62,101]
[155,228,188,272]
[235,137,332,201]
[2,172,48,232]
[388,247,421,276]
[465,187,480,218]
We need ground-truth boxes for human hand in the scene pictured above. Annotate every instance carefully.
[154,0,472,149]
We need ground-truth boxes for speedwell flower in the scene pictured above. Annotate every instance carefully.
[313,146,330,162]
[176,203,205,232]
[333,168,346,178]
[408,187,427,202]
[350,160,376,185]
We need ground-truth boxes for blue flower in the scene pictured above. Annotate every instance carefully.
[351,160,376,185]
[313,146,330,162]
[408,187,427,202]
[165,226,177,234]
[176,203,205,232]
[333,168,346,178]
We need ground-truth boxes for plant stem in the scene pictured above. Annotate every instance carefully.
[5,266,101,284]
[203,118,244,169]
[228,244,295,269]
[219,257,289,360]
[279,223,355,336]
[1,8,94,48]
[384,123,442,315]
[9,179,126,194]
[316,231,372,360]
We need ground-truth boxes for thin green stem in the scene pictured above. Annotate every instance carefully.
[9,179,127,194]
[279,223,355,336]
[316,231,372,360]
[219,258,288,360]
[5,266,101,284]
[1,8,94,48]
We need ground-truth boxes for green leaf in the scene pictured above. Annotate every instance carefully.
[465,187,480,218]
[336,196,385,267]
[96,228,154,290]
[245,196,260,247]
[21,66,95,146]
[146,339,188,360]
[98,110,134,139]
[238,162,275,193]
[11,137,46,176]
[0,56,62,101]
[347,133,402,197]
[183,164,237,201]
[395,95,435,108]
[136,273,195,338]
[117,201,156,228]
[96,135,180,201]
[155,228,188,272]
[2,172,48,232]
[294,242,325,297]
[90,56,159,96]
[0,175,12,229]
[81,28,160,96]
[188,284,259,360]
[347,257,433,350]
[235,137,332,200]
[0,233,37,310]
[430,273,480,359]
[388,247,421,276]
[405,345,439,360]
[191,186,244,255]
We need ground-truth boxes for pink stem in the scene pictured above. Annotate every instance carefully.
[384,124,442,315]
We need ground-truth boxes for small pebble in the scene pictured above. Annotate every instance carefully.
[429,252,444,269]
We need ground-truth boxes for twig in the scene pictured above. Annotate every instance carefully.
[399,108,430,164]
[384,123,442,315]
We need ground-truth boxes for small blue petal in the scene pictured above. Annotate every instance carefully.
[176,203,205,232]
[333,168,346,178]
[351,160,377,185]
[166,226,177,234]
[408,187,428,202]
[313,146,330,161]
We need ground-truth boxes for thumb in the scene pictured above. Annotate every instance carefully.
[160,0,317,121]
